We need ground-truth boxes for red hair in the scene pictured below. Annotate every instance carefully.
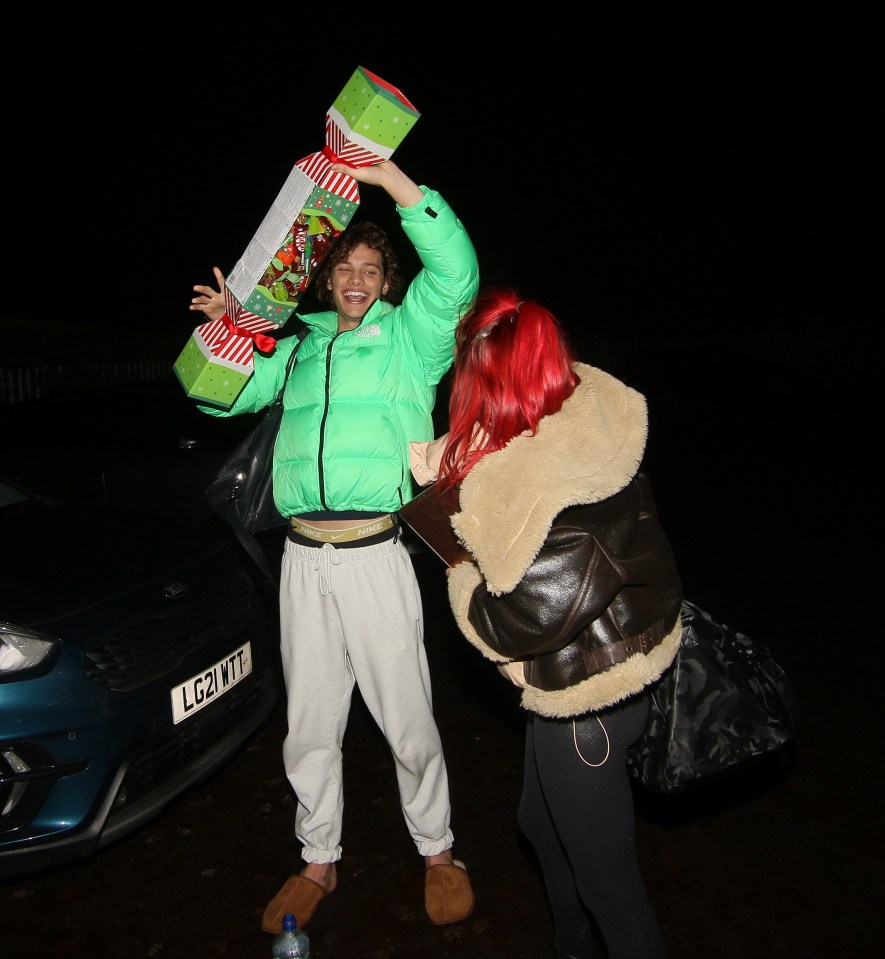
[437,288,579,495]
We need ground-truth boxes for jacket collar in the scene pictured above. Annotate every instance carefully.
[301,299,394,336]
[451,362,648,594]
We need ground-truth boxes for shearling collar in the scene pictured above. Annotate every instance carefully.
[451,362,647,595]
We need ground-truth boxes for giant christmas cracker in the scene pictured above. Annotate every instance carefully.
[174,66,420,408]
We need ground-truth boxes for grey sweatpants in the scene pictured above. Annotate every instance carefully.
[278,535,454,864]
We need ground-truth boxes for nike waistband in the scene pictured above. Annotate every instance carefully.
[288,513,396,546]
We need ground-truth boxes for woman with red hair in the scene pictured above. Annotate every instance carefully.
[410,288,682,959]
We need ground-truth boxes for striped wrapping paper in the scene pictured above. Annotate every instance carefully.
[201,291,279,365]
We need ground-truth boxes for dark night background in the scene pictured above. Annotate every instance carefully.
[2,25,874,353]
[2,20,883,958]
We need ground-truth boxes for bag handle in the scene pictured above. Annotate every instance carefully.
[271,323,307,406]
[228,322,309,585]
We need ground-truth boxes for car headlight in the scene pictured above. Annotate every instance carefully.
[0,622,57,674]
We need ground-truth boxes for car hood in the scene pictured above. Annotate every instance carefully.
[1,499,229,627]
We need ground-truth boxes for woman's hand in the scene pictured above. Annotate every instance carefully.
[497,661,528,688]
[190,266,227,322]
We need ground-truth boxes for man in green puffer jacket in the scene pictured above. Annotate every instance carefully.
[188,161,479,933]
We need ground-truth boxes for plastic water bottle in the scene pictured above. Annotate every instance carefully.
[271,912,311,958]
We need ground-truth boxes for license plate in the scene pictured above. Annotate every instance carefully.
[170,642,253,724]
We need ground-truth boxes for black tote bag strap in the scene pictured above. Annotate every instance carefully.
[221,321,309,587]
[274,322,307,403]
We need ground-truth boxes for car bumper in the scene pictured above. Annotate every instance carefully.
[0,662,279,879]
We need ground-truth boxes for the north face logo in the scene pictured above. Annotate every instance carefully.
[353,323,381,338]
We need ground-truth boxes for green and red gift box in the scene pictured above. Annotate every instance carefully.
[174,65,420,408]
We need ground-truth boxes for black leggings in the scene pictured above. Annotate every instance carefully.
[518,695,666,959]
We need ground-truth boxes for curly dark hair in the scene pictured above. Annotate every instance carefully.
[312,221,403,307]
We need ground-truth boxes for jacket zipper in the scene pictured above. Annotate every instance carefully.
[316,335,339,509]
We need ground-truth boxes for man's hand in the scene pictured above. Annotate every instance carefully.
[190,266,227,322]
[330,160,424,208]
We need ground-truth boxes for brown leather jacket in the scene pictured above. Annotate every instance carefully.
[446,363,682,719]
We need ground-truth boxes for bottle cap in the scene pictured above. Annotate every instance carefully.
[282,912,296,930]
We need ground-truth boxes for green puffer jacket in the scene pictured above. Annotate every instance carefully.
[200,187,478,517]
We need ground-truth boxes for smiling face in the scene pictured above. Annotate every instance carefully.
[327,242,389,331]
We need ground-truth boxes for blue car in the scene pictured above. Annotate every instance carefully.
[0,475,280,878]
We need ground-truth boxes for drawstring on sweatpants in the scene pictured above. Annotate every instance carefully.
[315,542,342,595]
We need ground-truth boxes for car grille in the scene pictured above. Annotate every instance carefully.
[113,665,270,810]
[84,572,259,691]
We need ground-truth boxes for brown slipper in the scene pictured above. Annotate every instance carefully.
[425,859,475,925]
[262,874,330,933]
